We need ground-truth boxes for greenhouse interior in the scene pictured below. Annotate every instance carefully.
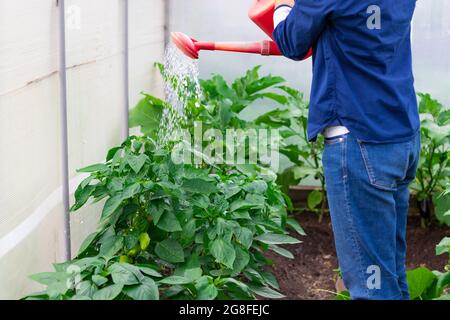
[0,0,449,302]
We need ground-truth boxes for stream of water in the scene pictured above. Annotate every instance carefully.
[157,44,202,147]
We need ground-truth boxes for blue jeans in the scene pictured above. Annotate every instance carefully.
[322,132,420,300]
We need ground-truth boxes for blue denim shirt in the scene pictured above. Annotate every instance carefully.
[273,0,420,143]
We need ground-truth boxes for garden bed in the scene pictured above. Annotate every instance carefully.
[267,212,450,300]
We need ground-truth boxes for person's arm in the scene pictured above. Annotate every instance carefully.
[273,0,336,60]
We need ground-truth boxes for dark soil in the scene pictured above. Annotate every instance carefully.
[267,212,450,300]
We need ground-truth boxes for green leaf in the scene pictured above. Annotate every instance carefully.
[434,293,450,300]
[99,236,123,259]
[77,232,98,256]
[418,93,443,119]
[195,276,218,300]
[106,147,121,161]
[29,272,69,286]
[155,239,185,263]
[108,178,123,193]
[407,267,437,300]
[46,281,70,299]
[235,164,258,177]
[92,284,123,300]
[77,163,108,173]
[230,194,264,212]
[292,166,318,180]
[232,246,250,275]
[71,185,95,211]
[261,271,280,289]
[244,180,268,194]
[436,237,450,256]
[77,280,97,298]
[255,109,291,128]
[236,227,253,249]
[180,219,197,246]
[421,120,450,145]
[255,233,301,245]
[101,195,123,220]
[159,276,192,285]
[129,95,164,137]
[122,183,141,199]
[246,75,285,95]
[433,193,450,227]
[269,245,294,259]
[91,275,108,287]
[435,271,450,295]
[135,265,162,278]
[248,285,285,299]
[175,262,203,282]
[221,277,251,293]
[307,190,324,210]
[156,211,182,232]
[335,291,351,300]
[255,92,288,105]
[109,263,140,285]
[182,178,217,194]
[123,277,159,300]
[438,109,450,126]
[70,257,104,272]
[127,154,148,174]
[209,238,236,269]
[219,100,233,127]
[280,144,303,164]
[287,218,306,236]
[71,295,92,300]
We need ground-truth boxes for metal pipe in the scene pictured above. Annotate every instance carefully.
[164,0,171,47]
[123,0,130,139]
[58,0,72,260]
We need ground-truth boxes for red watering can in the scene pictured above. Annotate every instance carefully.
[171,0,312,60]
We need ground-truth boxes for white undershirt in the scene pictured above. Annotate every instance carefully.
[274,6,350,139]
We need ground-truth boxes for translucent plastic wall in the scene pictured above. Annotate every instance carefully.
[169,0,450,106]
[0,0,165,299]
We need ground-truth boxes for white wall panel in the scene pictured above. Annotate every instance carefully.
[0,0,59,96]
[129,0,165,104]
[0,206,65,299]
[0,0,64,299]
[65,0,128,253]
[0,0,166,299]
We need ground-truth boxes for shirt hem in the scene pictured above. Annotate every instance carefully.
[309,120,420,144]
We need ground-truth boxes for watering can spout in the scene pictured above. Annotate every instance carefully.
[171,32,282,60]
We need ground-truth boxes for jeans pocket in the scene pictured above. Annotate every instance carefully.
[357,140,409,191]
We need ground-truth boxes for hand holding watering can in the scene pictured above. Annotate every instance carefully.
[171,0,311,60]
[275,0,295,7]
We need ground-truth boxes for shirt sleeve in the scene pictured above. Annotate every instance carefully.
[273,5,292,29]
[273,0,336,61]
